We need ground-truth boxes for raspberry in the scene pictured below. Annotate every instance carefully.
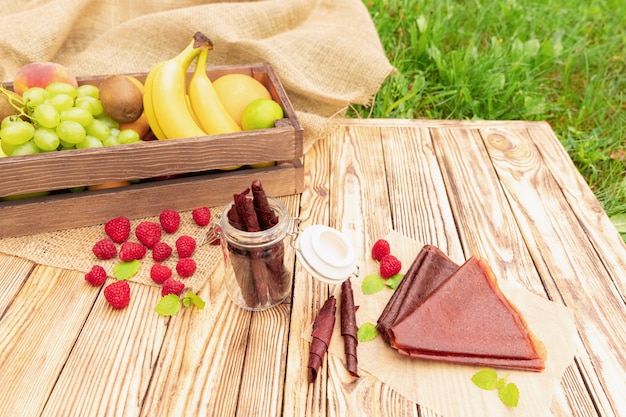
[92,238,117,260]
[152,241,173,262]
[135,221,161,248]
[85,265,107,286]
[161,277,185,296]
[379,254,402,279]
[150,264,172,284]
[371,239,391,261]
[119,241,146,262]
[104,280,131,309]
[159,209,181,234]
[176,257,197,278]
[104,216,131,243]
[175,235,196,258]
[192,206,211,226]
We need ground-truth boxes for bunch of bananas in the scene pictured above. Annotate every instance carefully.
[143,32,241,140]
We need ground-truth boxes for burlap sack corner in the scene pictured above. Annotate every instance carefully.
[0,0,394,276]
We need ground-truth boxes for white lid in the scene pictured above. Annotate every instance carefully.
[295,225,357,284]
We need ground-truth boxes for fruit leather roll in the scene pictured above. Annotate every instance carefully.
[308,295,336,383]
[251,179,288,303]
[234,190,270,306]
[341,279,359,377]
[376,245,458,344]
[227,244,259,308]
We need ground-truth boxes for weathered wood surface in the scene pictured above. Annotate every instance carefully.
[0,119,624,416]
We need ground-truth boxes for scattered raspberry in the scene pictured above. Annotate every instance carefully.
[161,277,185,296]
[192,206,211,226]
[379,254,402,279]
[119,241,147,262]
[135,221,161,248]
[152,241,173,262]
[371,239,391,261]
[92,238,117,260]
[104,280,131,309]
[85,265,107,286]
[175,235,196,258]
[150,263,172,284]
[159,209,181,234]
[104,216,131,243]
[176,257,197,278]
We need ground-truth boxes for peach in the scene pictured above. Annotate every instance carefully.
[13,62,78,96]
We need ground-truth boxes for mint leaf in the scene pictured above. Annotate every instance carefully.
[114,260,140,280]
[357,322,378,342]
[362,273,385,294]
[385,273,404,290]
[498,382,520,407]
[471,369,498,390]
[183,291,206,309]
[155,294,181,316]
[472,369,520,407]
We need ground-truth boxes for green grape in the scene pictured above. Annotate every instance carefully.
[22,87,49,108]
[76,135,104,149]
[56,120,86,144]
[0,120,35,145]
[45,82,77,99]
[32,103,60,129]
[76,84,99,99]
[96,115,119,129]
[11,139,41,156]
[58,138,76,149]
[60,107,93,127]
[33,127,60,151]
[75,96,104,117]
[85,119,110,140]
[118,129,141,144]
[2,115,21,129]
[102,135,120,146]
[109,127,120,137]
[1,138,17,155]
[48,93,74,113]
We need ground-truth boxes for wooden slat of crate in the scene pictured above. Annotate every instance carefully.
[0,159,303,238]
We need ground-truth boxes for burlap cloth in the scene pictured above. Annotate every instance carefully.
[0,0,394,288]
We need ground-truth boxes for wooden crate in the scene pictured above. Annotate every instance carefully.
[0,63,304,238]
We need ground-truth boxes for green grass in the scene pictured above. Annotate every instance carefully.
[349,0,626,238]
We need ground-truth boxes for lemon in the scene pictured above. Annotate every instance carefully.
[241,99,284,131]
[212,74,272,127]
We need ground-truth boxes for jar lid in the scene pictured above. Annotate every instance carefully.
[295,225,357,284]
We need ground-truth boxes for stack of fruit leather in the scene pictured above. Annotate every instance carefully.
[377,245,546,372]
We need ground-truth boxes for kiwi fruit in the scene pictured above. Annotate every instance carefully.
[99,75,143,123]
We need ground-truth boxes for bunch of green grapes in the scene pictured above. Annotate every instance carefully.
[0,82,141,157]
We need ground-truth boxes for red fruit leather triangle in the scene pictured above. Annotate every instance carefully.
[389,257,545,371]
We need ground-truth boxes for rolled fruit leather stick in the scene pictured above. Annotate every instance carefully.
[308,295,336,383]
[234,189,270,306]
[341,278,359,377]
[251,179,289,302]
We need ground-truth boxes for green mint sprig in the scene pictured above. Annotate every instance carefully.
[113,260,140,280]
[156,291,206,316]
[357,322,378,342]
[471,368,520,407]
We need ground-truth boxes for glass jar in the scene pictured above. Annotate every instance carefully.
[216,196,294,311]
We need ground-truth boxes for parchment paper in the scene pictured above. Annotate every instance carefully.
[317,231,579,417]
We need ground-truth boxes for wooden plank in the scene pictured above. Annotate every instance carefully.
[0,161,303,238]
[324,124,419,416]
[431,126,600,417]
[40,280,167,417]
[138,259,255,417]
[0,265,98,417]
[479,125,626,417]
[528,123,626,297]
[0,253,34,313]
[283,134,332,417]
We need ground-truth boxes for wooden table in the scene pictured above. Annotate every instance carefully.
[0,119,624,416]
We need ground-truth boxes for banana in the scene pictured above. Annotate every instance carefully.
[144,33,209,139]
[188,47,242,135]
[142,61,167,140]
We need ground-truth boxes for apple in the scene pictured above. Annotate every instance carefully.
[13,62,78,96]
